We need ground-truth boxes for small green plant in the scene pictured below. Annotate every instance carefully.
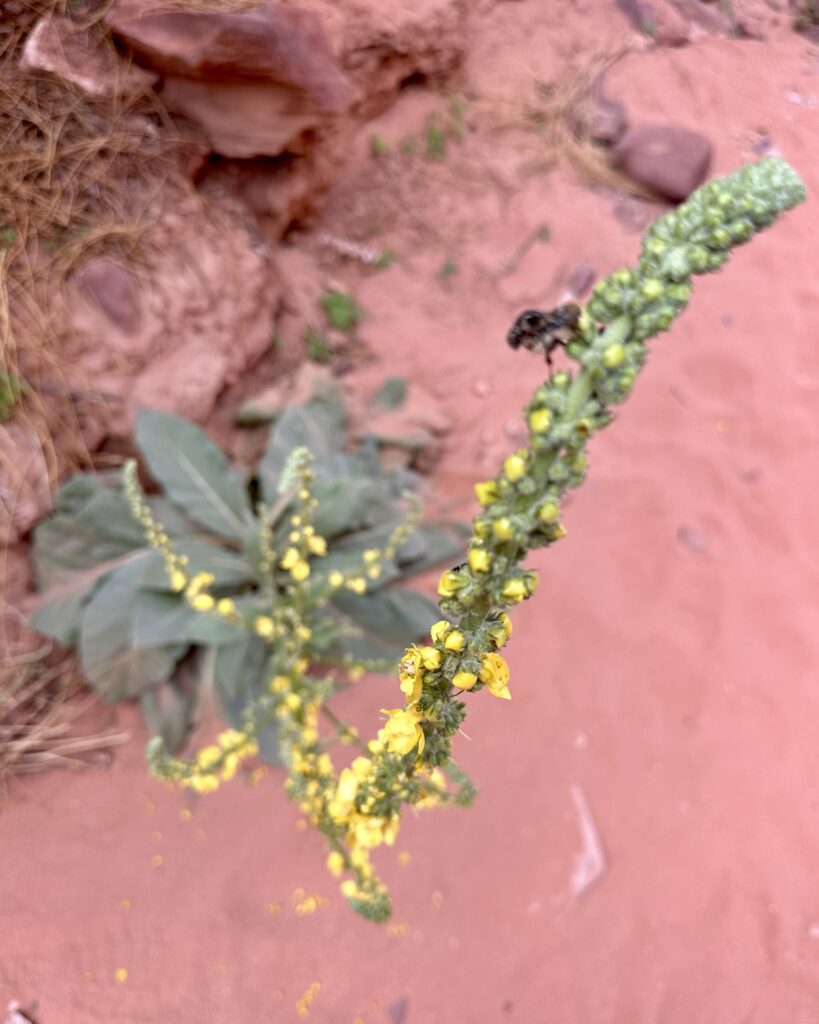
[0,372,26,421]
[319,290,363,333]
[374,248,395,270]
[30,385,466,755]
[369,133,390,158]
[424,112,447,162]
[304,326,333,364]
[438,256,458,279]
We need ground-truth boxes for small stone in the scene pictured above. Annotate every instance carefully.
[613,124,712,202]
[237,363,334,425]
[77,257,142,335]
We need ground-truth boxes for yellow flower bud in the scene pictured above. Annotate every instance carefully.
[474,480,499,506]
[269,675,290,694]
[188,774,219,794]
[492,517,514,541]
[363,549,380,563]
[602,343,625,368]
[453,670,478,690]
[328,571,344,588]
[642,278,664,300]
[503,452,527,482]
[340,879,359,899]
[430,620,451,643]
[538,501,559,523]
[190,593,215,612]
[346,577,367,595]
[444,630,465,651]
[528,408,552,433]
[196,745,222,770]
[468,548,491,573]
[285,693,301,712]
[216,598,235,617]
[500,612,512,637]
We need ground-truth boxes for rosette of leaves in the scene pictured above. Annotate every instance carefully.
[30,385,466,754]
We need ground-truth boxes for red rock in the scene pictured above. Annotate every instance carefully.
[20,15,158,99]
[160,77,321,159]
[77,258,142,335]
[106,2,350,112]
[613,124,712,202]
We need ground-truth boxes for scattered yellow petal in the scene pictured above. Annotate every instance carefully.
[266,901,282,915]
[179,808,192,822]
[114,968,128,984]
[151,854,163,868]
[397,850,411,867]
[120,898,131,910]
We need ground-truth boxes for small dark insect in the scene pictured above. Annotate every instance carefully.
[506,303,582,368]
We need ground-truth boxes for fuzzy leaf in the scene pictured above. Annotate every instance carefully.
[131,591,245,648]
[140,651,202,754]
[259,394,345,503]
[212,636,281,763]
[136,409,253,543]
[138,540,254,590]
[333,586,439,660]
[79,560,184,700]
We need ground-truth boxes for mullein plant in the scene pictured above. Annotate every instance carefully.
[140,158,804,921]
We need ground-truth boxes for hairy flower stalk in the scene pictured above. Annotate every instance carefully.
[136,158,803,922]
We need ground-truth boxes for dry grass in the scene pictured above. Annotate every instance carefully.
[484,42,650,197]
[0,0,193,781]
[0,609,128,789]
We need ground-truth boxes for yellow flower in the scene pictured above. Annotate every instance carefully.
[196,745,222,770]
[398,647,424,703]
[453,670,478,690]
[327,851,345,877]
[488,611,513,648]
[503,451,527,482]
[492,517,514,541]
[528,407,552,433]
[216,597,235,617]
[221,753,240,781]
[480,652,511,700]
[346,577,367,595]
[308,534,327,556]
[285,693,301,712]
[474,480,499,505]
[430,620,451,643]
[188,773,219,794]
[169,569,187,593]
[468,548,491,573]
[280,547,300,570]
[328,767,359,822]
[328,570,344,588]
[502,578,528,602]
[602,342,625,368]
[270,675,289,693]
[381,707,425,756]
[363,549,380,563]
[444,630,465,652]
[290,559,310,582]
[254,615,275,638]
[340,879,359,899]
[419,646,442,670]
[351,814,399,849]
[437,568,466,598]
[348,664,366,682]
[190,593,215,612]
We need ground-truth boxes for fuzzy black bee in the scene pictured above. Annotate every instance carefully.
[506,303,582,368]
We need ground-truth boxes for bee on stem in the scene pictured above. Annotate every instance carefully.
[506,304,582,368]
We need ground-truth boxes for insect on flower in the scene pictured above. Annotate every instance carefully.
[506,303,582,368]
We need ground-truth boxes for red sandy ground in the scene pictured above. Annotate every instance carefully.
[4,6,819,1022]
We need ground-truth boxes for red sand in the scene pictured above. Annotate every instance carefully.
[5,7,819,1023]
